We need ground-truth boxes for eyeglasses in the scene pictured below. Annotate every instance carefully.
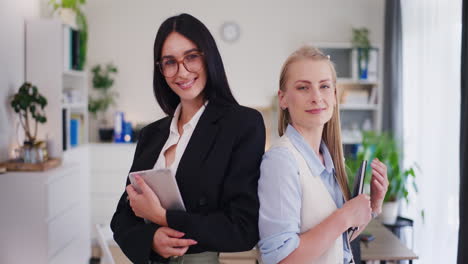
[157,51,205,78]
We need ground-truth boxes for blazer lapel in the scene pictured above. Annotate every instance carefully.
[175,102,228,197]
[130,118,170,172]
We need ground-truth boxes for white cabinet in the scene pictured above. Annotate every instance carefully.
[89,143,136,239]
[0,146,90,264]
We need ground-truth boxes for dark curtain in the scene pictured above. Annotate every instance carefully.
[382,0,403,141]
[458,0,468,263]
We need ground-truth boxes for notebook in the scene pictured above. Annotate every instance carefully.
[349,160,368,237]
[352,160,368,198]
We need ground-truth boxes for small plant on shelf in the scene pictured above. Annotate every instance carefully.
[10,82,49,163]
[351,27,371,79]
[10,82,48,144]
[88,63,118,141]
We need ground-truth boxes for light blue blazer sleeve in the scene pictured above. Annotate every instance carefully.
[258,147,302,264]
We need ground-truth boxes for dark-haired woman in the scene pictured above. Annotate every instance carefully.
[111,13,265,264]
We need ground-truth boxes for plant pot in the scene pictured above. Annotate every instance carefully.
[21,141,47,164]
[381,201,399,225]
[98,128,114,142]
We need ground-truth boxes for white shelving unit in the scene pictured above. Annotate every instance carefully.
[26,19,89,158]
[315,42,383,146]
[23,18,91,263]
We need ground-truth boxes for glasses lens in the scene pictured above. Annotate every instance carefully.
[161,58,178,77]
[183,53,203,73]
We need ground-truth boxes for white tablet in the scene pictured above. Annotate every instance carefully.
[129,168,186,211]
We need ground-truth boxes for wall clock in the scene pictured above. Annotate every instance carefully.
[221,22,241,43]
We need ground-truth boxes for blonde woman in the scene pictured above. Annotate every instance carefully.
[258,46,389,264]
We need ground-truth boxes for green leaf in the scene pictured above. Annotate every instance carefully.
[355,131,419,204]
[90,63,118,116]
[10,82,48,131]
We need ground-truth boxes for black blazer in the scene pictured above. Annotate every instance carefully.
[110,101,266,264]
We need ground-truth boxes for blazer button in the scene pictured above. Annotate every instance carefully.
[199,197,207,206]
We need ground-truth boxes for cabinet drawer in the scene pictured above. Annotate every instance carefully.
[47,169,80,219]
[48,204,81,258]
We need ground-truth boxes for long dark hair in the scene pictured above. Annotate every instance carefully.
[153,13,238,115]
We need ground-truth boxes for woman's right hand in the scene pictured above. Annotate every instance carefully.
[342,194,372,228]
[152,227,198,258]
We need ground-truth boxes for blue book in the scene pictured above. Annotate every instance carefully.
[70,118,79,147]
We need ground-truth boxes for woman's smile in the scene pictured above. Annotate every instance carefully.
[175,77,197,90]
[305,107,326,114]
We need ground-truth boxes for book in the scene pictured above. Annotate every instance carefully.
[352,160,368,198]
[62,108,67,151]
[71,29,80,70]
[70,118,79,147]
[71,113,85,145]
[349,160,368,237]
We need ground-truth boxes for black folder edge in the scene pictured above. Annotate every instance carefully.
[348,160,368,239]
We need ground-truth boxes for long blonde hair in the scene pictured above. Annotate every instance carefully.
[278,46,350,200]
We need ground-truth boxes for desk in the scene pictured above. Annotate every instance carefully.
[361,220,418,263]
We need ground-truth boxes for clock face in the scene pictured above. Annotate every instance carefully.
[221,22,240,43]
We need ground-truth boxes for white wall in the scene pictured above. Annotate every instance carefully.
[0,0,41,161]
[85,0,385,134]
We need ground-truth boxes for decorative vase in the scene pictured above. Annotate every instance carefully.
[381,201,399,225]
[21,141,47,164]
[357,48,369,80]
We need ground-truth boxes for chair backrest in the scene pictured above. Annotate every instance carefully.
[95,224,116,264]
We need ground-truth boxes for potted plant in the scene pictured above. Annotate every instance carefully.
[351,27,371,80]
[88,63,118,141]
[10,82,48,163]
[346,131,419,224]
[49,0,88,70]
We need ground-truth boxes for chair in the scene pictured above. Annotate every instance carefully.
[95,224,132,264]
[95,224,116,264]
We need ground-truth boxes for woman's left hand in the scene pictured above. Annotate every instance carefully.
[126,175,168,226]
[370,158,389,215]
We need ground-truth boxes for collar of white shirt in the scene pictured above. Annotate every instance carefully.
[169,101,209,136]
[153,101,209,172]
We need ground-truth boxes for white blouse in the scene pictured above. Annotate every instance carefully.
[153,102,207,176]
